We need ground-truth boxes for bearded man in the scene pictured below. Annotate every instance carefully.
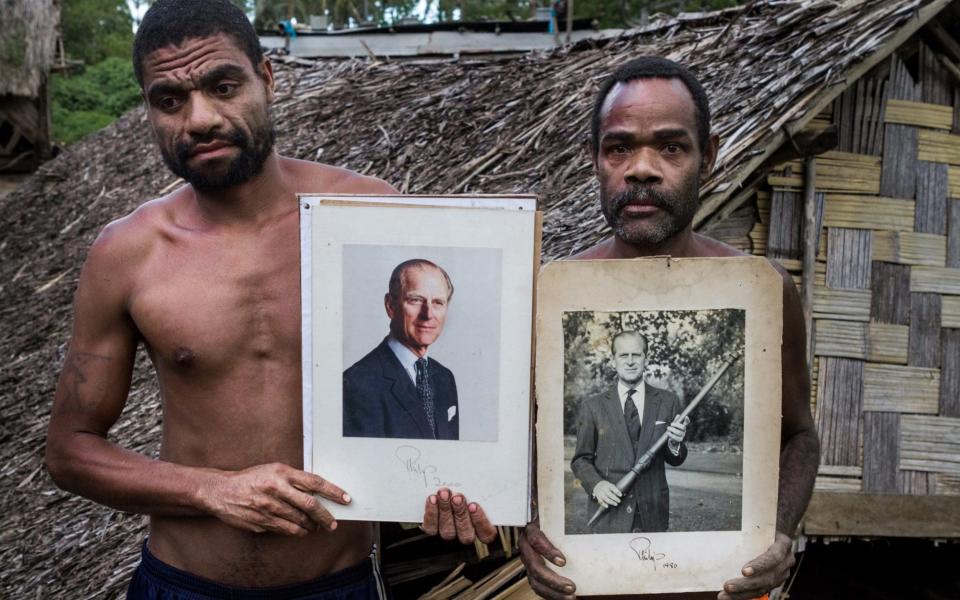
[45,1,494,597]
[519,56,820,600]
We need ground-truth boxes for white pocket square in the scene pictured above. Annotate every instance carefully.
[655,420,667,425]
[448,406,457,421]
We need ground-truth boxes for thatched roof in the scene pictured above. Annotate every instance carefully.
[0,0,59,97]
[0,0,954,596]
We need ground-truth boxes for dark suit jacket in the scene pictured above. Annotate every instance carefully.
[343,338,459,440]
[570,382,687,533]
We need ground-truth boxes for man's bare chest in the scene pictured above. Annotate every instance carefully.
[128,231,301,374]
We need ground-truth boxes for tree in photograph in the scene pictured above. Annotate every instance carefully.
[562,309,745,444]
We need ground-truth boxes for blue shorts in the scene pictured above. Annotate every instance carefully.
[126,541,390,600]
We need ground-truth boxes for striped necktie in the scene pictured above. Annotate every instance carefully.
[624,388,641,441]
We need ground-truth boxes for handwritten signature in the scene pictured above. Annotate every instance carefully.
[628,537,677,570]
[395,445,461,489]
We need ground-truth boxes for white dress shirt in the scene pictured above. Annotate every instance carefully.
[387,336,424,384]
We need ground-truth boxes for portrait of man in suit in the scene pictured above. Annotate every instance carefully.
[343,258,459,440]
[571,330,689,534]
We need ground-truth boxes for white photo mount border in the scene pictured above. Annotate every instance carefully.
[300,194,539,525]
[535,257,783,596]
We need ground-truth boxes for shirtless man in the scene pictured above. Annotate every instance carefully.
[45,1,493,597]
[518,57,820,600]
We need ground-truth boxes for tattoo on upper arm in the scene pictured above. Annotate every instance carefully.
[60,351,112,411]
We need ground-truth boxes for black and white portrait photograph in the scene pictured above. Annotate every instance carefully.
[535,257,782,595]
[301,195,537,525]
[562,309,745,536]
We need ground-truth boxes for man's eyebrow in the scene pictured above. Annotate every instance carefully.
[146,81,184,101]
[197,64,250,88]
[651,128,693,141]
[600,130,635,143]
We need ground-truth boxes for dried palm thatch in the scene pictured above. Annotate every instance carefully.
[0,0,59,97]
[0,0,954,597]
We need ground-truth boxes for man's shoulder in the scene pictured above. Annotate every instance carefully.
[279,157,398,196]
[692,233,796,286]
[690,233,747,258]
[583,387,613,409]
[646,381,680,404]
[428,355,454,374]
[86,190,187,272]
[569,238,615,260]
[344,341,390,377]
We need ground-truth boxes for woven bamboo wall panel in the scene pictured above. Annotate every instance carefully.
[863,411,899,492]
[815,476,863,492]
[816,357,864,465]
[822,194,914,231]
[814,320,868,359]
[862,364,940,413]
[870,262,911,324]
[948,199,959,268]
[910,266,960,294]
[767,152,882,193]
[916,161,948,235]
[899,415,960,475]
[870,323,911,363]
[943,296,960,328]
[750,45,960,503]
[942,330,960,418]
[881,124,918,198]
[814,320,908,363]
[884,99,954,129]
[818,465,863,477]
[935,475,960,495]
[827,228,871,288]
[813,286,872,321]
[917,129,960,164]
[871,230,946,266]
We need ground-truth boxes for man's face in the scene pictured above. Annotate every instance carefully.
[386,266,451,357]
[140,33,276,191]
[594,78,712,246]
[612,334,646,386]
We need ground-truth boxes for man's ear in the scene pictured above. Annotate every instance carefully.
[699,132,720,182]
[260,57,276,103]
[384,293,395,320]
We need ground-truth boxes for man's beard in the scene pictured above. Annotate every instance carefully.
[600,170,700,246]
[161,118,276,192]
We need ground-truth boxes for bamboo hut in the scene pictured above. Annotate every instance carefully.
[741,4,960,539]
[0,0,59,173]
[1,0,958,597]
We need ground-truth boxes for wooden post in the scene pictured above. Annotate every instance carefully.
[802,157,818,375]
[566,0,573,43]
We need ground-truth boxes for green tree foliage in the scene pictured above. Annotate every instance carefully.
[51,58,142,144]
[562,309,745,444]
[61,0,135,64]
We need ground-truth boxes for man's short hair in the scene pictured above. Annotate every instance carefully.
[388,259,454,302]
[611,330,648,355]
[590,56,711,156]
[133,0,264,87]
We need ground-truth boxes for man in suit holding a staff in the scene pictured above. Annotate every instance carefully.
[571,330,689,534]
